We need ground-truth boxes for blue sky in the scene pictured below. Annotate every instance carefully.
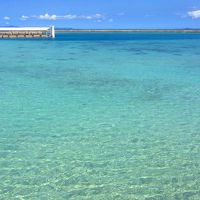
[1,0,200,29]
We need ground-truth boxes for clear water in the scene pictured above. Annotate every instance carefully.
[0,33,200,199]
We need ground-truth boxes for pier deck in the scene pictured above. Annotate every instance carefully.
[0,26,55,38]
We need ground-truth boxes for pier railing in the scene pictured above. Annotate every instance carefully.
[0,26,55,38]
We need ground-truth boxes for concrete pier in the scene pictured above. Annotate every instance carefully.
[0,26,55,39]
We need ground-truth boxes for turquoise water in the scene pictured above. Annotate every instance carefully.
[0,33,200,199]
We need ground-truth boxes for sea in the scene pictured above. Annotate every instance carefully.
[0,32,200,199]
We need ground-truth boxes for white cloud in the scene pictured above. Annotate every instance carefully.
[20,13,106,21]
[61,14,77,20]
[39,13,58,20]
[3,16,10,20]
[20,15,29,20]
[188,10,200,19]
[80,13,105,20]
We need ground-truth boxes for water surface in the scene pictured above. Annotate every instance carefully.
[0,33,200,199]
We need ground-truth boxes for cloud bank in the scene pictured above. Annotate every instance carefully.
[20,13,106,21]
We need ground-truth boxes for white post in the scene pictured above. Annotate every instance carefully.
[51,26,55,38]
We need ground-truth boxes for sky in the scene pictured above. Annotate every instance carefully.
[1,0,200,29]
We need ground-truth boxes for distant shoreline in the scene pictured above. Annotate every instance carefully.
[56,29,200,33]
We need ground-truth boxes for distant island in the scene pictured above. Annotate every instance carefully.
[56,29,200,33]
[1,26,200,33]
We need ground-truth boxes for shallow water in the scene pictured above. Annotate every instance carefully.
[0,33,200,199]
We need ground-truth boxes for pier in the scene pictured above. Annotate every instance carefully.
[0,26,55,38]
